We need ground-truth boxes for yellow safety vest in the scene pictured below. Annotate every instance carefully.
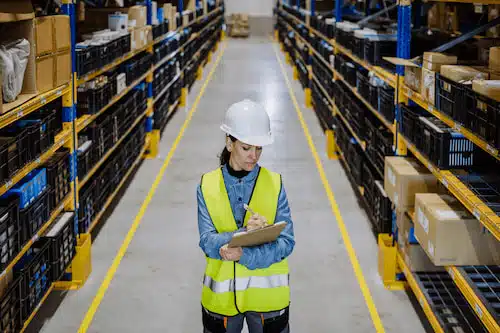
[200,166,290,316]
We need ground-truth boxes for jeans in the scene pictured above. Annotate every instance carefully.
[202,306,290,333]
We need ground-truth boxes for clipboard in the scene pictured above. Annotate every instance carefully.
[228,221,287,248]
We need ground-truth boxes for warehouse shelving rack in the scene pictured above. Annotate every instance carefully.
[275,0,500,332]
[0,0,224,331]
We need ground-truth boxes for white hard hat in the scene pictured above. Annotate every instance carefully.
[220,99,273,146]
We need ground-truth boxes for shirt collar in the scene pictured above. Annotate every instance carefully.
[222,163,260,183]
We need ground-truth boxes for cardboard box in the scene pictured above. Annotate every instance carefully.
[396,211,417,245]
[402,242,442,272]
[384,156,439,213]
[54,16,71,51]
[36,50,71,94]
[405,66,422,92]
[129,5,147,28]
[0,0,35,23]
[440,65,489,83]
[414,193,500,266]
[35,16,53,56]
[421,68,436,105]
[35,16,71,56]
[472,80,500,102]
[488,6,500,38]
[36,55,55,94]
[422,52,457,72]
[131,26,152,50]
[489,47,500,72]
[56,51,71,87]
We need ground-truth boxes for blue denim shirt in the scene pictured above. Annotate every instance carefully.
[197,164,295,270]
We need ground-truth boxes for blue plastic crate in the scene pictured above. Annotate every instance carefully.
[3,169,47,209]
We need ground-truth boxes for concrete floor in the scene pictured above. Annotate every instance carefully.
[32,37,425,333]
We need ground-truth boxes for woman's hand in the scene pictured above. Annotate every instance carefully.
[247,214,267,231]
[220,244,243,261]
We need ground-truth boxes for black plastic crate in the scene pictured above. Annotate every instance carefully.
[373,180,392,234]
[0,137,21,184]
[436,74,467,123]
[75,45,99,77]
[373,127,393,175]
[44,149,71,212]
[378,86,395,123]
[465,89,500,149]
[0,124,31,175]
[362,162,377,205]
[419,117,475,169]
[346,141,364,186]
[20,109,57,158]
[15,239,51,322]
[342,62,357,87]
[353,35,365,60]
[356,71,370,100]
[400,103,431,147]
[344,95,365,139]
[0,275,22,332]
[364,38,397,70]
[0,195,20,272]
[78,179,96,234]
[77,80,113,117]
[43,212,76,282]
[20,188,50,245]
[77,141,93,181]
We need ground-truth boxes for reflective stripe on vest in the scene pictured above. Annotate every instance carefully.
[200,166,290,316]
[203,274,290,293]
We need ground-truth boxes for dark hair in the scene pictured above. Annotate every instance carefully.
[219,135,237,166]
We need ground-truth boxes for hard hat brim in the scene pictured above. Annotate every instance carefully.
[220,124,273,147]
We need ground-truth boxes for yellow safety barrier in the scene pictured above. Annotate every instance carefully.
[377,234,405,290]
[54,234,92,290]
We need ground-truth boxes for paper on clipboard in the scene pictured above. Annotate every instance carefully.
[228,221,287,248]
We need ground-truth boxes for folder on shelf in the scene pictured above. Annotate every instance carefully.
[228,221,287,248]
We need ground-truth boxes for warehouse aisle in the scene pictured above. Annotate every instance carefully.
[36,37,424,333]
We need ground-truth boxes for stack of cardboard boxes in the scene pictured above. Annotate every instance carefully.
[227,14,250,38]
[34,15,72,94]
[0,0,71,113]
[163,3,178,32]
[400,48,500,106]
[384,156,500,270]
[126,6,152,50]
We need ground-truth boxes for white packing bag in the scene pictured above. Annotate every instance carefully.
[0,38,31,102]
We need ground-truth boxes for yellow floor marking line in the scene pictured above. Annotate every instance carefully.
[77,41,227,333]
[272,40,386,333]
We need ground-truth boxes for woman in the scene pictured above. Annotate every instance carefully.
[197,99,295,333]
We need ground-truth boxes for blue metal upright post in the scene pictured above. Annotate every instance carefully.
[296,0,300,8]
[145,0,158,158]
[146,0,152,25]
[310,0,315,16]
[61,0,78,238]
[335,0,342,22]
[179,0,184,13]
[395,0,411,157]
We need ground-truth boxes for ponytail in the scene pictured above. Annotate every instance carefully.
[219,135,237,166]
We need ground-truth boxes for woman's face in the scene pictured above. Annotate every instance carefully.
[227,138,262,171]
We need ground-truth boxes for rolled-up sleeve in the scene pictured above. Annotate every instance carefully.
[197,184,234,259]
[238,182,295,270]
